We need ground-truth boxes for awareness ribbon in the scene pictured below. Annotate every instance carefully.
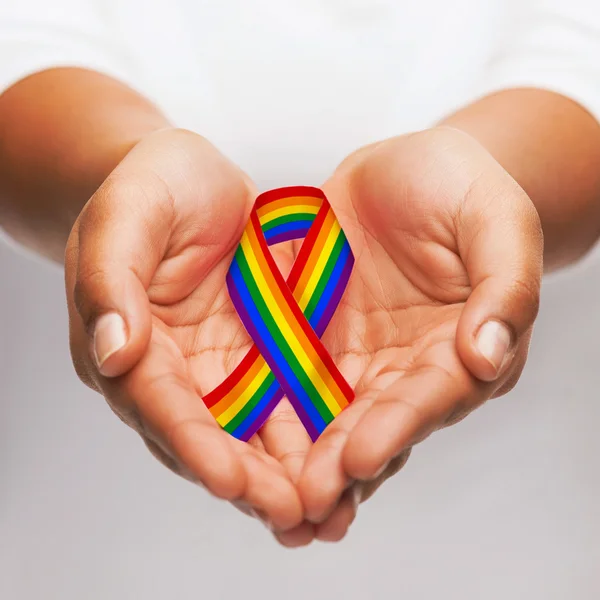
[203,186,355,441]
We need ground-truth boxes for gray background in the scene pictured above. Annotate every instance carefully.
[1,237,599,600]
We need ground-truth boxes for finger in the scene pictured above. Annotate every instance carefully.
[492,339,531,399]
[114,324,247,500]
[298,396,374,522]
[302,449,411,543]
[343,341,485,480]
[258,398,313,482]
[116,323,304,528]
[143,436,182,477]
[314,488,360,543]
[233,487,306,535]
[274,521,316,548]
[69,129,253,379]
[236,449,304,531]
[71,171,172,378]
[455,174,543,382]
[357,448,412,503]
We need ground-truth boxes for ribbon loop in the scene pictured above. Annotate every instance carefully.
[203,187,355,441]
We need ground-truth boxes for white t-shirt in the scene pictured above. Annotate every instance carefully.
[1,0,600,186]
[1,1,600,599]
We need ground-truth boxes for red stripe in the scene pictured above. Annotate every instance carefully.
[254,186,326,210]
[205,196,331,408]
[202,345,261,408]
[250,211,354,402]
[285,200,330,292]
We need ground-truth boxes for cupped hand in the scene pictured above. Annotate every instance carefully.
[296,127,543,541]
[65,128,311,534]
[65,126,544,548]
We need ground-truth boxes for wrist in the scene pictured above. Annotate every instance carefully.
[439,89,600,270]
[0,68,170,262]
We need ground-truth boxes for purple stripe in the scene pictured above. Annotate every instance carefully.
[266,228,310,246]
[227,275,320,441]
[238,389,285,442]
[314,253,354,337]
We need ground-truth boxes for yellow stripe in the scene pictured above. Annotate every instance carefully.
[240,231,342,416]
[256,196,322,219]
[259,204,319,225]
[298,220,342,310]
[216,361,272,426]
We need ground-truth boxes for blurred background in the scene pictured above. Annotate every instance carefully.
[2,237,599,598]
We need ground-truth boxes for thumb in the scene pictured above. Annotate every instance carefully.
[455,178,544,382]
[69,175,172,378]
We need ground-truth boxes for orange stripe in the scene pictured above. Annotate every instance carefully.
[245,221,307,346]
[209,353,267,416]
[256,196,322,219]
[258,216,348,408]
[213,206,340,420]
[293,208,336,296]
[245,219,347,407]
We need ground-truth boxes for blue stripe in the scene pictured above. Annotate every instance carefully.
[227,259,327,433]
[309,241,351,327]
[264,221,312,242]
[262,216,316,233]
[228,259,326,434]
[231,380,283,439]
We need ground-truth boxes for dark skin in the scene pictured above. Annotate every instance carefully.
[1,68,600,545]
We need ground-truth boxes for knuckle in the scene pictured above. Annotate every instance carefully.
[164,127,206,149]
[508,276,541,321]
[399,399,437,442]
[85,169,175,235]
[277,449,308,464]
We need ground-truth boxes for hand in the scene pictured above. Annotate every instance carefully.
[65,128,310,534]
[296,127,543,541]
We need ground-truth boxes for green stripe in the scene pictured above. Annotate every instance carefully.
[236,246,330,420]
[304,232,346,319]
[261,213,317,232]
[236,247,333,421]
[223,371,276,433]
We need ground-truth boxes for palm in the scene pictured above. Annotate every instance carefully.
[69,129,539,544]
[67,130,313,529]
[148,228,307,460]
[321,172,472,409]
[148,156,475,488]
[294,140,503,526]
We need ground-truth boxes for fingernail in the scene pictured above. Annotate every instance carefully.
[475,320,511,375]
[351,485,362,511]
[250,508,272,531]
[93,312,127,372]
[370,460,389,480]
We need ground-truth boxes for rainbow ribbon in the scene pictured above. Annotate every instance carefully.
[203,186,355,441]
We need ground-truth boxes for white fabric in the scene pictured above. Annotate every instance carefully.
[1,1,600,598]
[1,0,599,187]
